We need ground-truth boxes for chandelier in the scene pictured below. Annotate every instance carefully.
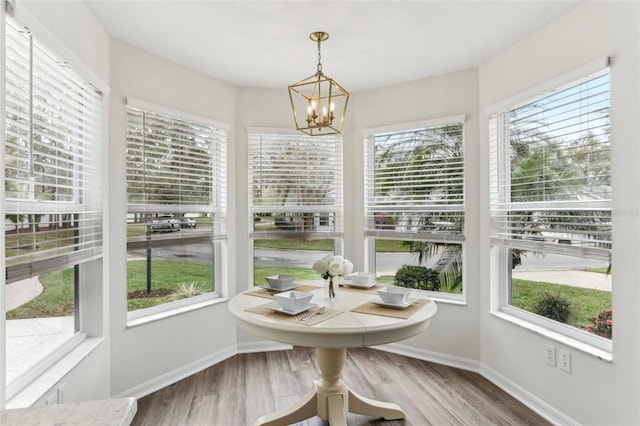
[288,31,349,136]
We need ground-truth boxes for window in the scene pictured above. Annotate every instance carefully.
[248,130,343,287]
[4,18,103,396]
[489,67,611,350]
[125,100,227,316]
[363,118,465,298]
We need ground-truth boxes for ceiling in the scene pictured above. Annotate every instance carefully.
[85,0,581,93]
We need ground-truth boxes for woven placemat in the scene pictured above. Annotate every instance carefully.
[245,303,343,326]
[245,285,320,300]
[350,298,431,319]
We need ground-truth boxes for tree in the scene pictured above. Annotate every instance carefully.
[382,124,465,293]
[403,238,462,293]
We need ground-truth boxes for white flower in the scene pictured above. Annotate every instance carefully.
[343,259,353,275]
[313,254,353,278]
[327,256,344,277]
[312,259,329,275]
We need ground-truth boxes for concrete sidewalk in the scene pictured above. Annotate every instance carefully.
[6,278,73,385]
[6,278,43,311]
[512,270,611,291]
[6,316,74,384]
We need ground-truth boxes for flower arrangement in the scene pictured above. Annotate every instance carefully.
[312,254,353,298]
[586,307,612,339]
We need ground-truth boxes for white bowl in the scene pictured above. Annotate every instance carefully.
[377,287,412,305]
[273,290,313,312]
[349,272,376,285]
[265,274,295,289]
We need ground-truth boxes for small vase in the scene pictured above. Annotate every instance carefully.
[325,277,337,299]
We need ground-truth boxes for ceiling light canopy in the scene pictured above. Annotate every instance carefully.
[288,31,349,136]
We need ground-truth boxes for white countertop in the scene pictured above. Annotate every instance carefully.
[0,397,137,426]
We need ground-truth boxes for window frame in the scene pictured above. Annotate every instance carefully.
[3,15,105,399]
[247,128,344,287]
[124,98,228,322]
[363,116,466,302]
[488,59,612,355]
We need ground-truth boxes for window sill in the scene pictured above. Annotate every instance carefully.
[6,337,106,409]
[490,310,612,362]
[127,295,228,328]
[424,292,466,306]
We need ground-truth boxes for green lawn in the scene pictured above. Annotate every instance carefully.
[7,268,75,319]
[10,257,611,332]
[126,259,213,310]
[253,238,410,252]
[512,279,611,329]
[254,266,318,285]
[375,239,411,252]
[8,259,397,316]
[253,239,334,251]
[6,228,76,260]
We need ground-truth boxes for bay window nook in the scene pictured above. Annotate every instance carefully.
[1,2,638,426]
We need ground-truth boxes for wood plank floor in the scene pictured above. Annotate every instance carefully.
[132,347,551,426]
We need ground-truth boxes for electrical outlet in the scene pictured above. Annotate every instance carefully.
[57,383,66,404]
[559,350,571,373]
[45,393,57,406]
[545,345,556,366]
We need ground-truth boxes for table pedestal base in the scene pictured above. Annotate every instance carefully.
[255,348,405,426]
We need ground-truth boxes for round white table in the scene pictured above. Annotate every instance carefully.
[228,283,437,426]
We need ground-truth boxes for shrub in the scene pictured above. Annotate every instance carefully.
[535,291,573,323]
[394,265,440,291]
[168,281,207,301]
[586,308,612,339]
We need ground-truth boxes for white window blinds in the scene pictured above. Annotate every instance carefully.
[5,19,104,282]
[490,70,611,260]
[364,120,465,242]
[126,103,227,237]
[248,131,343,237]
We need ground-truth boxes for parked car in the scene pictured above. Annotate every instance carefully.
[179,217,196,229]
[150,214,180,232]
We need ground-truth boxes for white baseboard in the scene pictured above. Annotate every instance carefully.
[235,341,291,354]
[373,342,482,372]
[373,343,575,426]
[114,342,290,400]
[480,364,578,426]
[114,345,237,399]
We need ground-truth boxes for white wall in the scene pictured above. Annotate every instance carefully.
[234,87,295,346]
[350,69,482,361]
[13,1,109,85]
[108,39,238,396]
[478,2,640,425]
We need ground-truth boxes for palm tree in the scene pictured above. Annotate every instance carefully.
[403,234,463,293]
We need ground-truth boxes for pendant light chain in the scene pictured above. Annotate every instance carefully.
[317,38,323,74]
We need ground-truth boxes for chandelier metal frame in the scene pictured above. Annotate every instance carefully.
[288,31,349,136]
